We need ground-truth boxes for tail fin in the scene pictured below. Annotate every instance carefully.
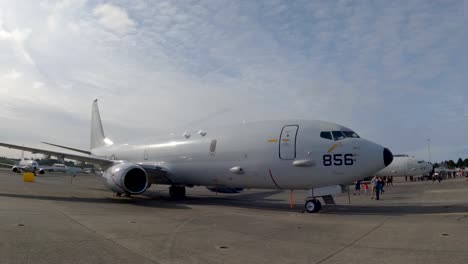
[91,99,113,150]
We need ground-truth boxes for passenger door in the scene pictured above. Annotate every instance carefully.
[279,125,299,160]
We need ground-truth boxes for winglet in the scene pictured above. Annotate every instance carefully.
[91,99,113,150]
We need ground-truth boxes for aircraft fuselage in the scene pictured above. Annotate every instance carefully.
[92,120,390,190]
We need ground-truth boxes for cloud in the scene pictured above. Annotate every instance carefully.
[0,20,34,65]
[0,0,466,161]
[0,20,30,42]
[33,81,44,89]
[44,0,87,32]
[1,69,22,79]
[93,3,136,35]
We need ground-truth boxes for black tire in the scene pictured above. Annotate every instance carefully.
[169,185,177,198]
[178,186,186,198]
[314,199,322,211]
[169,186,186,199]
[305,199,322,213]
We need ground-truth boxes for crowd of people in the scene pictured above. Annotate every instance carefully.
[405,169,468,182]
[353,170,468,200]
[354,176,393,200]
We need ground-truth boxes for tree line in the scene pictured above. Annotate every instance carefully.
[434,158,468,169]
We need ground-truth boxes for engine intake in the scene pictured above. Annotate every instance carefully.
[102,163,149,195]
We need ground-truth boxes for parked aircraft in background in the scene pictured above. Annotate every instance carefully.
[40,163,83,174]
[376,154,433,179]
[0,100,393,213]
[0,159,45,175]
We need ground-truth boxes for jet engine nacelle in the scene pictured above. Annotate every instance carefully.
[102,163,149,195]
[12,166,19,173]
[38,169,45,175]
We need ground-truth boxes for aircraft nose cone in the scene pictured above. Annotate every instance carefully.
[383,148,393,167]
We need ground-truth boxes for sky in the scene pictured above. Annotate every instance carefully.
[0,0,467,162]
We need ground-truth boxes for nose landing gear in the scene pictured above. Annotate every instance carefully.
[305,199,322,213]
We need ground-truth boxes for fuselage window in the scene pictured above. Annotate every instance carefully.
[320,131,333,140]
[332,131,345,141]
[342,131,360,138]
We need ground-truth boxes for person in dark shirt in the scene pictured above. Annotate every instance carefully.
[354,180,361,195]
[374,178,382,200]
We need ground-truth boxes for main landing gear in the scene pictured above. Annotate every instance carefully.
[169,185,186,199]
[305,198,322,213]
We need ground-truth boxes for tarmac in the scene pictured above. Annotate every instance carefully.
[0,168,468,264]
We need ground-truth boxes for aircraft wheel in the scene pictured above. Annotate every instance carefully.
[305,199,322,213]
[178,186,186,197]
[169,186,186,199]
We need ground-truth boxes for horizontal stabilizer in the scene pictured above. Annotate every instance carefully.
[41,142,91,155]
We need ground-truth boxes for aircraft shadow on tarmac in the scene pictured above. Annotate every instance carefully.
[162,196,468,216]
[322,204,468,216]
[0,190,297,212]
[1,190,468,216]
[142,190,295,212]
[0,192,190,210]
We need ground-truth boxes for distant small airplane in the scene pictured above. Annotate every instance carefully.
[28,162,83,174]
[376,154,433,179]
[40,163,68,173]
[0,100,393,213]
[0,159,45,175]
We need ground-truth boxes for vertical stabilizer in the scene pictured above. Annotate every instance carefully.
[91,99,112,150]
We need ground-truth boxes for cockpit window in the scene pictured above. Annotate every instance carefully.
[320,131,333,140]
[342,131,360,138]
[323,130,359,141]
[332,131,345,141]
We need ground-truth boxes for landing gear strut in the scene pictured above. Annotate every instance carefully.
[169,185,186,199]
[305,199,322,213]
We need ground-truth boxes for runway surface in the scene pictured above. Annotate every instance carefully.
[0,169,467,264]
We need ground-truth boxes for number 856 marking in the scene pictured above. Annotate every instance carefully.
[323,154,354,166]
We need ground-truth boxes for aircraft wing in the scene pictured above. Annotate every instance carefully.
[0,142,113,168]
[41,142,92,155]
[0,162,14,168]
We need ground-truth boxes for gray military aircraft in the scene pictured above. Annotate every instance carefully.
[376,154,433,179]
[0,100,393,213]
